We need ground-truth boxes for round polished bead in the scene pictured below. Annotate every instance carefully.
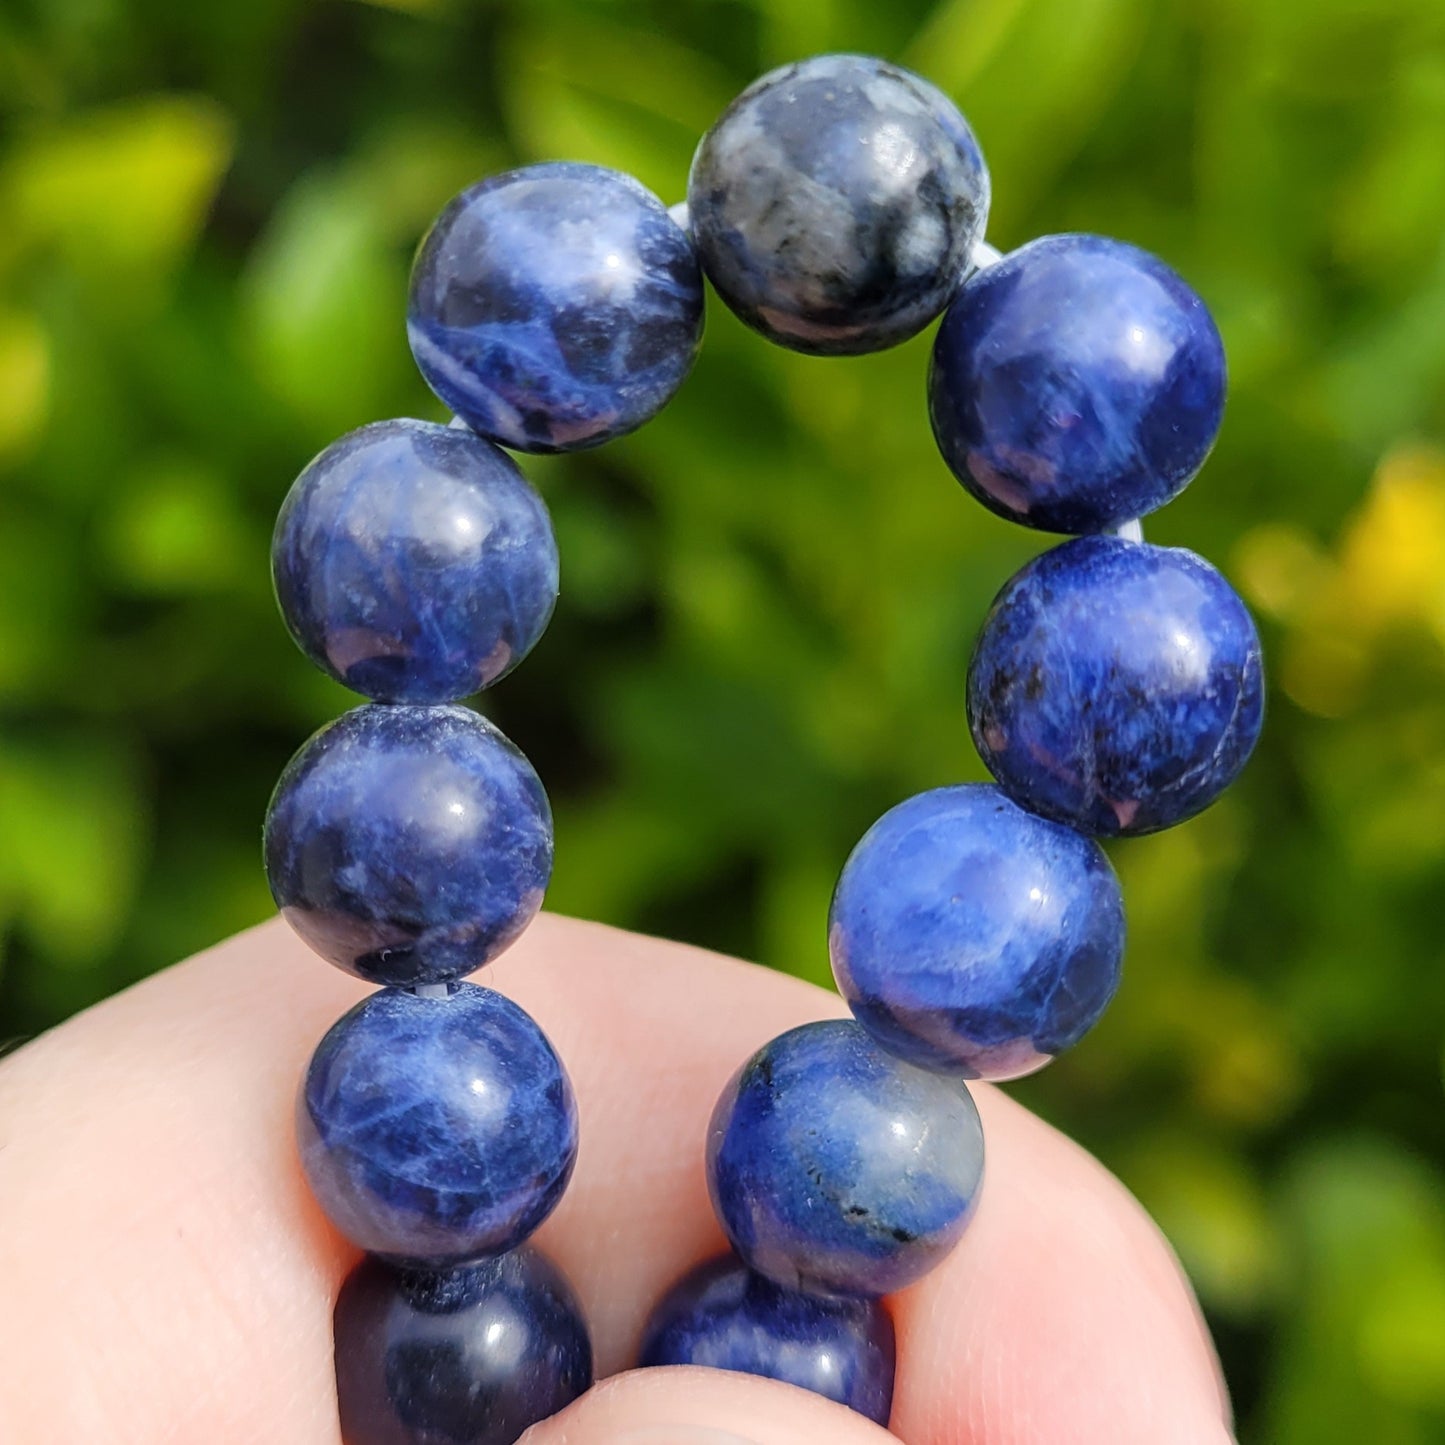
[272,419,557,703]
[264,704,551,986]
[408,163,704,453]
[930,234,1226,534]
[298,984,577,1265]
[688,54,989,355]
[639,1253,895,1424]
[968,536,1264,835]
[830,784,1124,1080]
[707,1020,984,1298]
[335,1249,592,1445]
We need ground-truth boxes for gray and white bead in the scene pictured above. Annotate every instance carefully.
[687,54,990,355]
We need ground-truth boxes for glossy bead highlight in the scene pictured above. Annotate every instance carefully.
[639,1253,895,1424]
[264,704,552,986]
[298,985,578,1265]
[334,1249,592,1445]
[408,163,704,452]
[272,420,558,703]
[689,54,989,354]
[830,784,1124,1079]
[930,234,1226,533]
[707,1020,984,1298]
[968,536,1264,835]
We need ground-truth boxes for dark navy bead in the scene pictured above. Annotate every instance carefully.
[688,54,989,355]
[930,234,1226,534]
[272,420,558,703]
[264,704,551,987]
[408,163,704,453]
[298,984,578,1265]
[830,784,1125,1080]
[968,536,1265,836]
[334,1249,592,1445]
[707,1020,984,1298]
[639,1253,895,1424]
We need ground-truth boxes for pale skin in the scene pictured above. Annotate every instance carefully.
[0,914,1234,1444]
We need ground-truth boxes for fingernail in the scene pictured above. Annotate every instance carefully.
[517,1423,760,1445]
[611,1431,759,1445]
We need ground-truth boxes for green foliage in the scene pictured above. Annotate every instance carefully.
[2,0,1445,1433]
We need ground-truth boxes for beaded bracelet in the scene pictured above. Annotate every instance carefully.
[262,52,1263,1445]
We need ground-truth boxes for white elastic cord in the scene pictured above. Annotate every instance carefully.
[969,239,1003,273]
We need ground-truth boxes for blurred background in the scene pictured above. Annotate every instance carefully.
[2,0,1444,1436]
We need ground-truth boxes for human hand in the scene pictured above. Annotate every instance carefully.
[0,914,1232,1444]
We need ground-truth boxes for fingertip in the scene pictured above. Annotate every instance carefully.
[516,1367,897,1445]
[891,1085,1233,1445]
[499,912,846,1374]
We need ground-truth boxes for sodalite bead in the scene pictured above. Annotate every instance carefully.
[930,234,1226,534]
[830,784,1124,1080]
[707,1020,984,1298]
[272,420,558,703]
[639,1253,895,1424]
[688,54,989,355]
[298,984,578,1265]
[968,536,1265,836]
[264,705,551,986]
[334,1249,592,1445]
[408,163,704,453]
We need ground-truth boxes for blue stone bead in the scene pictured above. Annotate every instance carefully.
[334,1248,592,1445]
[298,984,578,1265]
[968,536,1265,836]
[264,704,551,986]
[639,1253,895,1424]
[930,234,1227,533]
[688,54,989,355]
[272,419,558,703]
[408,163,704,453]
[707,1020,984,1298]
[829,784,1125,1080]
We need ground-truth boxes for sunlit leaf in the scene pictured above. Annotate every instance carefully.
[2,95,233,286]
[0,736,147,967]
[907,0,1150,237]
[1268,1141,1445,1440]
[100,455,252,595]
[1124,1133,1281,1317]
[239,169,415,434]
[0,311,50,458]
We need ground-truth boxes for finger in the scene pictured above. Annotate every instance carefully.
[889,1087,1234,1445]
[0,914,827,1444]
[0,914,1230,1445]
[516,1365,897,1445]
[499,918,1233,1443]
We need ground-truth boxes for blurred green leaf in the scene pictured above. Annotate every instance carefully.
[502,15,733,194]
[100,455,250,595]
[240,168,414,434]
[1125,1132,1281,1318]
[0,311,49,459]
[0,734,147,968]
[1267,1141,1445,1441]
[908,0,1149,238]
[0,510,82,701]
[2,95,232,288]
